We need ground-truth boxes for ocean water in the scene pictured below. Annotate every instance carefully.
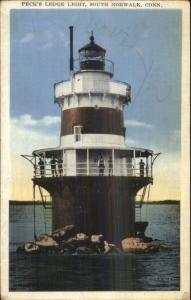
[9,204,180,291]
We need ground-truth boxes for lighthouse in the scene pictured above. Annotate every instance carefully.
[29,27,155,243]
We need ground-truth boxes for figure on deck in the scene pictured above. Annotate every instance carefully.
[98,155,105,176]
[108,155,113,176]
[139,159,145,177]
[50,157,57,177]
[58,157,63,176]
[38,158,45,177]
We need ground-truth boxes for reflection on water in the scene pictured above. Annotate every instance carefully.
[9,204,180,291]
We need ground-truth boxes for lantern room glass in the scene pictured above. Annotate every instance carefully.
[79,33,106,71]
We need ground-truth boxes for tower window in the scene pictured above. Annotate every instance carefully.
[74,126,82,142]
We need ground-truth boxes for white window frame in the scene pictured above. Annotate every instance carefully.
[74,125,82,142]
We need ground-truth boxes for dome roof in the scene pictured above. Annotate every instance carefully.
[79,32,106,57]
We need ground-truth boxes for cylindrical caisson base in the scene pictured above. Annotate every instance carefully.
[33,176,150,243]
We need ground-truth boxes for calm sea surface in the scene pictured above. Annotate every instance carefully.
[9,204,180,291]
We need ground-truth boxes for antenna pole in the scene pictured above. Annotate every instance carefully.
[69,26,74,72]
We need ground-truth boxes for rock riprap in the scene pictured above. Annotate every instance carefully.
[17,225,159,254]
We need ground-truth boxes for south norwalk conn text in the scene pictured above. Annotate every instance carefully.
[21,1,162,8]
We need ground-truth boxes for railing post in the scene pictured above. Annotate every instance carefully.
[87,149,89,176]
[133,150,136,176]
[34,156,36,178]
[146,156,148,177]
[151,155,153,178]
[112,149,115,176]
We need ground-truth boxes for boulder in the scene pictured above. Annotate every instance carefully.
[89,234,105,254]
[104,241,115,255]
[75,233,90,247]
[35,235,58,248]
[121,237,159,252]
[75,246,95,255]
[52,225,75,241]
[24,241,40,253]
[91,234,104,243]
[60,246,77,254]
[60,238,78,253]
[60,234,89,253]
[108,243,122,254]
[36,233,50,240]
[103,241,122,254]
[76,233,89,241]
[17,234,58,254]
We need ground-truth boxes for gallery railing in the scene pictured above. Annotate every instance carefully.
[34,162,152,178]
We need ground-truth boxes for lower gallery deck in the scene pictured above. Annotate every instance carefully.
[33,176,152,243]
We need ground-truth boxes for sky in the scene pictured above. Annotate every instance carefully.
[10,9,182,200]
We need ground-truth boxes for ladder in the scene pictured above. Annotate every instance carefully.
[135,206,141,222]
[135,185,147,222]
[43,201,52,234]
[38,186,53,234]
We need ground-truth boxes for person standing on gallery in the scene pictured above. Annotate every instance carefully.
[50,156,57,177]
[98,155,105,176]
[38,157,45,177]
[58,157,63,176]
[108,155,113,176]
[139,159,145,177]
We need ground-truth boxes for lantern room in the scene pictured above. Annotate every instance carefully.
[79,32,106,71]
